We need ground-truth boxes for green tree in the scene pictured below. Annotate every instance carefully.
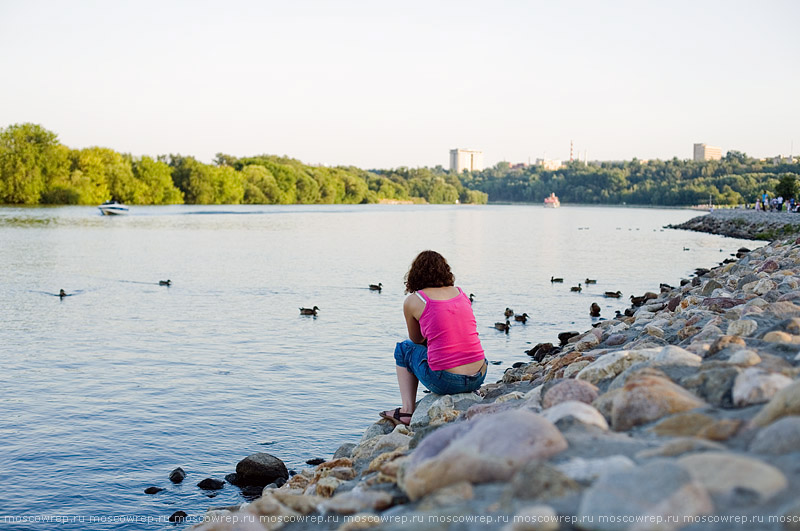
[0,123,69,204]
[242,164,280,204]
[775,173,798,200]
[132,156,183,204]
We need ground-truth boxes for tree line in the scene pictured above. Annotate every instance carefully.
[2,123,797,207]
[0,123,488,206]
[461,153,800,206]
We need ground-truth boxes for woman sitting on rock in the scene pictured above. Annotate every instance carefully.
[381,250,487,426]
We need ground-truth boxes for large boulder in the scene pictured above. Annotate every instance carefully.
[611,369,706,431]
[677,452,788,502]
[399,409,567,500]
[235,453,289,487]
[577,461,712,530]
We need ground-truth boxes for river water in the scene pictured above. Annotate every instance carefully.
[0,204,760,529]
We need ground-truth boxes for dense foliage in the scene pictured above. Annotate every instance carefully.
[463,155,800,206]
[2,123,797,206]
[0,124,488,206]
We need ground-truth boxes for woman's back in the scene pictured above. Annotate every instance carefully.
[416,286,484,371]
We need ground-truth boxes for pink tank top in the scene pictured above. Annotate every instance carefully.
[416,287,485,371]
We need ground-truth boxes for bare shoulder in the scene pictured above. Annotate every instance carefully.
[404,293,424,311]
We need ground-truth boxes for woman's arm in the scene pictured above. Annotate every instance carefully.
[403,294,426,345]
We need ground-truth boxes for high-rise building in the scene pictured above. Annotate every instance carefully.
[693,143,722,161]
[450,149,484,173]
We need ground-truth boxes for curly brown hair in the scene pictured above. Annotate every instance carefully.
[404,250,455,294]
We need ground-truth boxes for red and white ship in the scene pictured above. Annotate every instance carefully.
[544,193,560,208]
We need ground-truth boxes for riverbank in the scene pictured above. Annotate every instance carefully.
[192,232,800,530]
[668,208,800,241]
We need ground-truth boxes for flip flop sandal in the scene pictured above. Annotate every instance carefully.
[379,407,412,426]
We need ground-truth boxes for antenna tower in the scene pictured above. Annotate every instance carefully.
[570,140,574,162]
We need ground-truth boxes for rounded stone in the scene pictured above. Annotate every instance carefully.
[169,467,186,484]
[726,349,761,366]
[542,379,599,409]
[235,453,289,487]
[749,416,800,454]
[726,319,758,337]
[763,331,793,343]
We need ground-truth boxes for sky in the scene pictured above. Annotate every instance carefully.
[1,0,798,169]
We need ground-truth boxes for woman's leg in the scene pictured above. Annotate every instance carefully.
[396,366,419,415]
[383,340,426,421]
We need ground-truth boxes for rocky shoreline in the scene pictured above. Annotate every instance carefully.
[668,209,800,241]
[191,217,800,531]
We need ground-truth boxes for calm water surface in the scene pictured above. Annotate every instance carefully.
[0,205,760,529]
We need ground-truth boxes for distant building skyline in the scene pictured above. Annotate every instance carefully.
[693,143,723,162]
[449,149,484,173]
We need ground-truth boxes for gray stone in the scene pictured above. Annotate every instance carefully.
[577,461,712,530]
[677,451,788,502]
[400,409,567,500]
[680,366,741,408]
[333,443,356,460]
[749,416,800,454]
[738,273,760,289]
[508,461,580,500]
[701,279,723,296]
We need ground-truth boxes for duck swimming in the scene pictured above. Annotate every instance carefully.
[59,289,66,299]
[299,306,320,316]
[159,280,171,286]
[514,313,529,323]
[550,276,563,283]
[494,320,510,333]
[469,293,475,304]
[570,283,582,292]
[504,308,514,318]
[585,278,597,284]
[369,283,382,291]
[590,302,601,317]
[604,290,622,298]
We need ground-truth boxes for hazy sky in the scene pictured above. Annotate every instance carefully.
[1,0,798,168]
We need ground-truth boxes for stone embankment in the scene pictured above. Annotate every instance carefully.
[669,209,800,240]
[193,232,800,531]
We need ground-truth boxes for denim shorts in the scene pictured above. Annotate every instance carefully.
[394,339,487,395]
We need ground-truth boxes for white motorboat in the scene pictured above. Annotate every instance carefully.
[98,200,130,216]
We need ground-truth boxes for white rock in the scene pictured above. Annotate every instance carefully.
[644,324,664,338]
[732,368,794,407]
[726,319,758,337]
[555,455,635,483]
[727,349,761,366]
[654,345,702,367]
[609,322,630,334]
[540,400,608,430]
[576,350,654,384]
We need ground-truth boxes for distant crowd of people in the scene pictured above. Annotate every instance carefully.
[753,191,800,212]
